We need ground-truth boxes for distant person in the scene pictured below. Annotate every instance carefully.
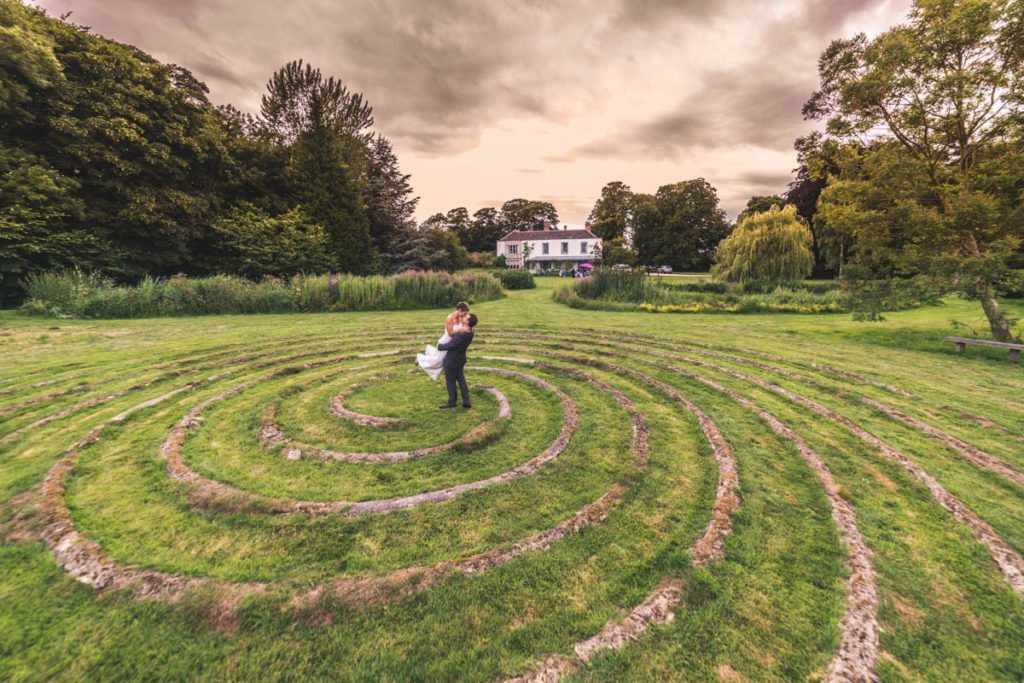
[436,314,477,409]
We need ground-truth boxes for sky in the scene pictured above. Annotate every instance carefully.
[34,0,912,227]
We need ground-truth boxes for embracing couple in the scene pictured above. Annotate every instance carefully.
[416,301,478,409]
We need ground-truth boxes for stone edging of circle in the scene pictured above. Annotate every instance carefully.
[259,370,512,463]
[163,366,577,518]
[27,351,650,613]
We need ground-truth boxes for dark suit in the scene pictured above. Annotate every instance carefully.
[437,330,474,407]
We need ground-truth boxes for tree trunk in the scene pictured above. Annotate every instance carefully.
[963,232,1014,342]
[979,285,1013,342]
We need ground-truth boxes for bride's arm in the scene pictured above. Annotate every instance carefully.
[445,311,461,335]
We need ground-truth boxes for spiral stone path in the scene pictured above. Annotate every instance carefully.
[2,322,1023,680]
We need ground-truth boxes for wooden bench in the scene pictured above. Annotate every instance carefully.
[943,336,1024,361]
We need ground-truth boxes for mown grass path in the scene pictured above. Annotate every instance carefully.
[1,280,1022,681]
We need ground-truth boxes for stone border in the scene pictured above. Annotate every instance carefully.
[640,347,1024,598]
[27,347,649,615]
[262,383,511,463]
[0,336,420,447]
[163,367,578,518]
[510,356,739,681]
[491,331,1024,509]
[861,396,1024,489]
[658,361,879,682]
[493,332,1024,598]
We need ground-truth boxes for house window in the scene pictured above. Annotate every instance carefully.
[581,242,588,254]
[507,244,517,254]
[561,242,568,254]
[542,243,549,255]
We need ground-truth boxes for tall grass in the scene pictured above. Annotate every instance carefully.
[561,268,850,314]
[20,270,503,319]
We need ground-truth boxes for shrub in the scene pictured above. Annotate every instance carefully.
[494,269,536,289]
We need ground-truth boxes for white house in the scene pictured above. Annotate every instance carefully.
[497,228,602,271]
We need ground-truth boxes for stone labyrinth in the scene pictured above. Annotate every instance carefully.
[2,324,1023,680]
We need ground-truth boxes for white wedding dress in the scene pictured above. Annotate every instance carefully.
[416,327,453,381]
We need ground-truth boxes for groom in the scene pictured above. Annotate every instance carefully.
[436,313,477,409]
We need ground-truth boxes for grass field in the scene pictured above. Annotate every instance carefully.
[1,278,1023,681]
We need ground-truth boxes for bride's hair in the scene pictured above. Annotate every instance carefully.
[456,301,469,312]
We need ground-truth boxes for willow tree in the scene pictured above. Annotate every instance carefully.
[712,205,814,284]
[804,0,1024,340]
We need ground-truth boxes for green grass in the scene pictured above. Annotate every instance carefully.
[1,277,1023,680]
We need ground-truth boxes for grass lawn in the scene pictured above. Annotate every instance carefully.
[1,278,1022,681]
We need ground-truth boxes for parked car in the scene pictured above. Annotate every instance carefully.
[656,265,673,274]
[611,263,631,270]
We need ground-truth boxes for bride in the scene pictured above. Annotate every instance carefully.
[417,302,470,381]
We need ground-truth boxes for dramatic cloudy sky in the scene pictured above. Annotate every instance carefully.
[35,0,912,226]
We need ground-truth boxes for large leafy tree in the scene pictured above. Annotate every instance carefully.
[804,0,1024,339]
[712,205,814,283]
[632,179,731,270]
[420,207,471,238]
[1,1,230,284]
[0,3,423,299]
[499,199,559,232]
[587,181,633,240]
[737,195,787,222]
[200,204,330,278]
[260,60,378,273]
[785,136,844,277]
[260,60,373,144]
[465,207,505,252]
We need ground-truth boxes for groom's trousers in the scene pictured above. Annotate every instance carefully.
[444,363,470,407]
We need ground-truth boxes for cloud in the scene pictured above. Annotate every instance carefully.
[538,195,596,225]
[733,170,796,188]
[33,0,911,225]
[571,0,902,161]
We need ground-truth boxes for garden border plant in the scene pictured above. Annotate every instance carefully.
[18,269,504,319]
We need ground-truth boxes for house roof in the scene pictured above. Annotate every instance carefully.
[498,229,599,242]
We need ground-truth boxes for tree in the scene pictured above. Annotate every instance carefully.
[0,1,231,284]
[521,240,533,268]
[499,199,559,232]
[259,59,373,144]
[260,60,378,273]
[364,134,418,252]
[383,226,469,273]
[712,205,814,283]
[785,136,845,277]
[738,195,787,222]
[632,179,731,270]
[201,204,330,278]
[420,207,471,247]
[804,0,1024,339]
[593,236,638,266]
[587,181,633,240]
[462,207,505,253]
